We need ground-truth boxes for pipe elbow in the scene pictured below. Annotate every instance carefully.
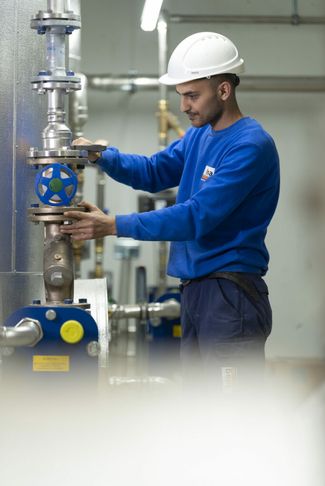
[0,318,43,348]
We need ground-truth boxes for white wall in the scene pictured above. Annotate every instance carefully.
[79,0,325,359]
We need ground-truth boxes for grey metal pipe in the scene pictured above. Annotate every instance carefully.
[157,10,168,101]
[43,223,74,304]
[0,318,43,347]
[169,14,325,25]
[48,0,66,12]
[69,73,88,138]
[156,12,171,296]
[43,90,71,149]
[68,0,87,138]
[87,74,325,93]
[108,299,180,321]
[87,74,159,92]
[147,299,180,319]
[238,76,325,92]
[135,266,147,304]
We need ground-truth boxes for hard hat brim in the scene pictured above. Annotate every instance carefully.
[159,60,245,86]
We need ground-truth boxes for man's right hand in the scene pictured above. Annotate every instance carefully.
[73,137,101,162]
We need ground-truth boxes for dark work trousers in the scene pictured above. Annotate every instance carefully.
[180,273,272,390]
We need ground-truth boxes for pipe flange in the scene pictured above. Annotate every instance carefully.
[28,205,85,223]
[31,17,81,30]
[27,148,89,167]
[29,147,85,159]
[32,11,80,20]
[29,302,91,310]
[27,157,88,167]
[140,303,148,321]
[32,81,81,93]
[32,74,81,84]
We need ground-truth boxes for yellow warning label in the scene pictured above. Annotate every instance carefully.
[33,355,70,372]
[172,324,182,338]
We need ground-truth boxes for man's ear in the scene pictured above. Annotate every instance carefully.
[217,81,232,101]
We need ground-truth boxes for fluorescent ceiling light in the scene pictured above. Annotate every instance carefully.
[141,0,164,31]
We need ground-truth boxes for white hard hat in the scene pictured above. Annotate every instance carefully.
[159,32,245,86]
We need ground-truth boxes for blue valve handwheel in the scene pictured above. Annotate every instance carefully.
[35,163,78,206]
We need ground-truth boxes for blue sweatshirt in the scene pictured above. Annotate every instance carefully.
[97,117,280,279]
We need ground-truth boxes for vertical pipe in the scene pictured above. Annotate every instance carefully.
[47,0,66,12]
[47,89,65,117]
[0,0,44,323]
[93,143,107,279]
[43,3,72,150]
[136,266,147,304]
[43,223,74,303]
[43,90,71,149]
[69,74,88,138]
[118,259,132,332]
[94,171,106,278]
[46,29,66,76]
[157,10,169,149]
[67,0,89,279]
[156,10,169,295]
[68,0,81,72]
[157,10,168,101]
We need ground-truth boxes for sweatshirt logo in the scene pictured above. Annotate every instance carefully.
[201,165,215,181]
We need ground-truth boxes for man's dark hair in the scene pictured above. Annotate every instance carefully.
[211,73,240,88]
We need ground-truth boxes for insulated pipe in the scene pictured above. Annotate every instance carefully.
[0,319,43,347]
[86,75,325,92]
[108,299,180,322]
[168,14,325,25]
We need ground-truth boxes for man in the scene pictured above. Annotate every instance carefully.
[61,32,280,384]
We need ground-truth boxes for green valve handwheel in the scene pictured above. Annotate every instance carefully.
[35,163,78,206]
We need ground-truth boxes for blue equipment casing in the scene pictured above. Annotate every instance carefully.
[2,305,99,382]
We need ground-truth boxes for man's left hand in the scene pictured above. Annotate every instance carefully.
[60,201,116,240]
